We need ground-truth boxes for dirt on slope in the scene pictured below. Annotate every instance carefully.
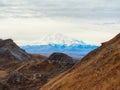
[40,33,120,90]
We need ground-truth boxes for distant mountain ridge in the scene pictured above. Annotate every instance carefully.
[21,33,98,57]
[21,44,98,58]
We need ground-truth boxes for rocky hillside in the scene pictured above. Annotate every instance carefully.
[0,39,75,90]
[40,33,120,90]
[0,39,49,90]
[6,53,74,89]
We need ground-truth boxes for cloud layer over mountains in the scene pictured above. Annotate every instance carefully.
[0,0,119,45]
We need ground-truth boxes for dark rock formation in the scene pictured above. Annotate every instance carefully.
[48,52,74,65]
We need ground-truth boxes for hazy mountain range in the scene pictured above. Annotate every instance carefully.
[21,33,98,57]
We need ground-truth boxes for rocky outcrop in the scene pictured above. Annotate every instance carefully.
[48,53,73,65]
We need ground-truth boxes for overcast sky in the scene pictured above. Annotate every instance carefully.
[0,0,119,45]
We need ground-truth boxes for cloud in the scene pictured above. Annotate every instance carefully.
[0,0,119,45]
[0,0,120,19]
[0,18,119,45]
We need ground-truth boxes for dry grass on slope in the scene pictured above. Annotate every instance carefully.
[40,33,120,90]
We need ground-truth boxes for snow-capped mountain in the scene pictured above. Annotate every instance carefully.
[39,33,86,45]
[20,33,98,58]
[18,33,86,46]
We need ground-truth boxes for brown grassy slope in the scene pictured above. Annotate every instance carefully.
[40,33,120,90]
[31,54,47,60]
[0,71,8,78]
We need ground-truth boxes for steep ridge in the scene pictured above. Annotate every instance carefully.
[0,39,31,60]
[40,33,120,90]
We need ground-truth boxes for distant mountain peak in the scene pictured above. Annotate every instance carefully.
[0,39,13,46]
[0,39,31,60]
[18,33,86,46]
[40,33,86,45]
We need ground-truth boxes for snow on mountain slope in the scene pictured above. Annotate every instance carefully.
[18,33,86,46]
[39,33,86,45]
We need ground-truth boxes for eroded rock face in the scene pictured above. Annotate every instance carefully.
[0,39,32,60]
[48,53,73,65]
